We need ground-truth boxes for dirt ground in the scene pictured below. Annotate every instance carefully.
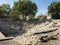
[0,40,20,45]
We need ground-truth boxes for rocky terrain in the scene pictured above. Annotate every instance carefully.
[0,18,60,45]
[0,18,49,36]
[0,18,38,36]
[13,19,60,45]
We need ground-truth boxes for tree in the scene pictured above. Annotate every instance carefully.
[0,7,3,17]
[48,2,60,19]
[10,0,37,20]
[9,2,20,20]
[9,9,19,20]
[0,4,10,17]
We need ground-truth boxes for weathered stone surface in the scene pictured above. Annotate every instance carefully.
[13,35,40,45]
[0,40,20,45]
[0,18,60,45]
[0,32,5,39]
[13,20,60,45]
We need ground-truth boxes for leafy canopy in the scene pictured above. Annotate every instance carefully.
[10,0,37,20]
[48,2,60,19]
[0,4,10,17]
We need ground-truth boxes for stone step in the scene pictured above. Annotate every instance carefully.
[0,32,5,39]
[0,37,14,41]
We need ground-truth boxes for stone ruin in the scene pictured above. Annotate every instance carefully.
[0,18,60,45]
[13,19,60,45]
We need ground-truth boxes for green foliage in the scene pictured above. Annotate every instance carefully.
[9,9,19,20]
[0,4,10,17]
[10,0,37,20]
[18,1,37,16]
[0,8,3,17]
[48,2,60,19]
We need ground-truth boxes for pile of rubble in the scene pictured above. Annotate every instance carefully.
[13,19,60,45]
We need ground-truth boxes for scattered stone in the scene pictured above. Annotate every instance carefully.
[13,19,60,45]
[0,18,60,45]
[40,34,49,42]
[13,35,40,45]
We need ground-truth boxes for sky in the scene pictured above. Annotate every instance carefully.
[0,0,60,16]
